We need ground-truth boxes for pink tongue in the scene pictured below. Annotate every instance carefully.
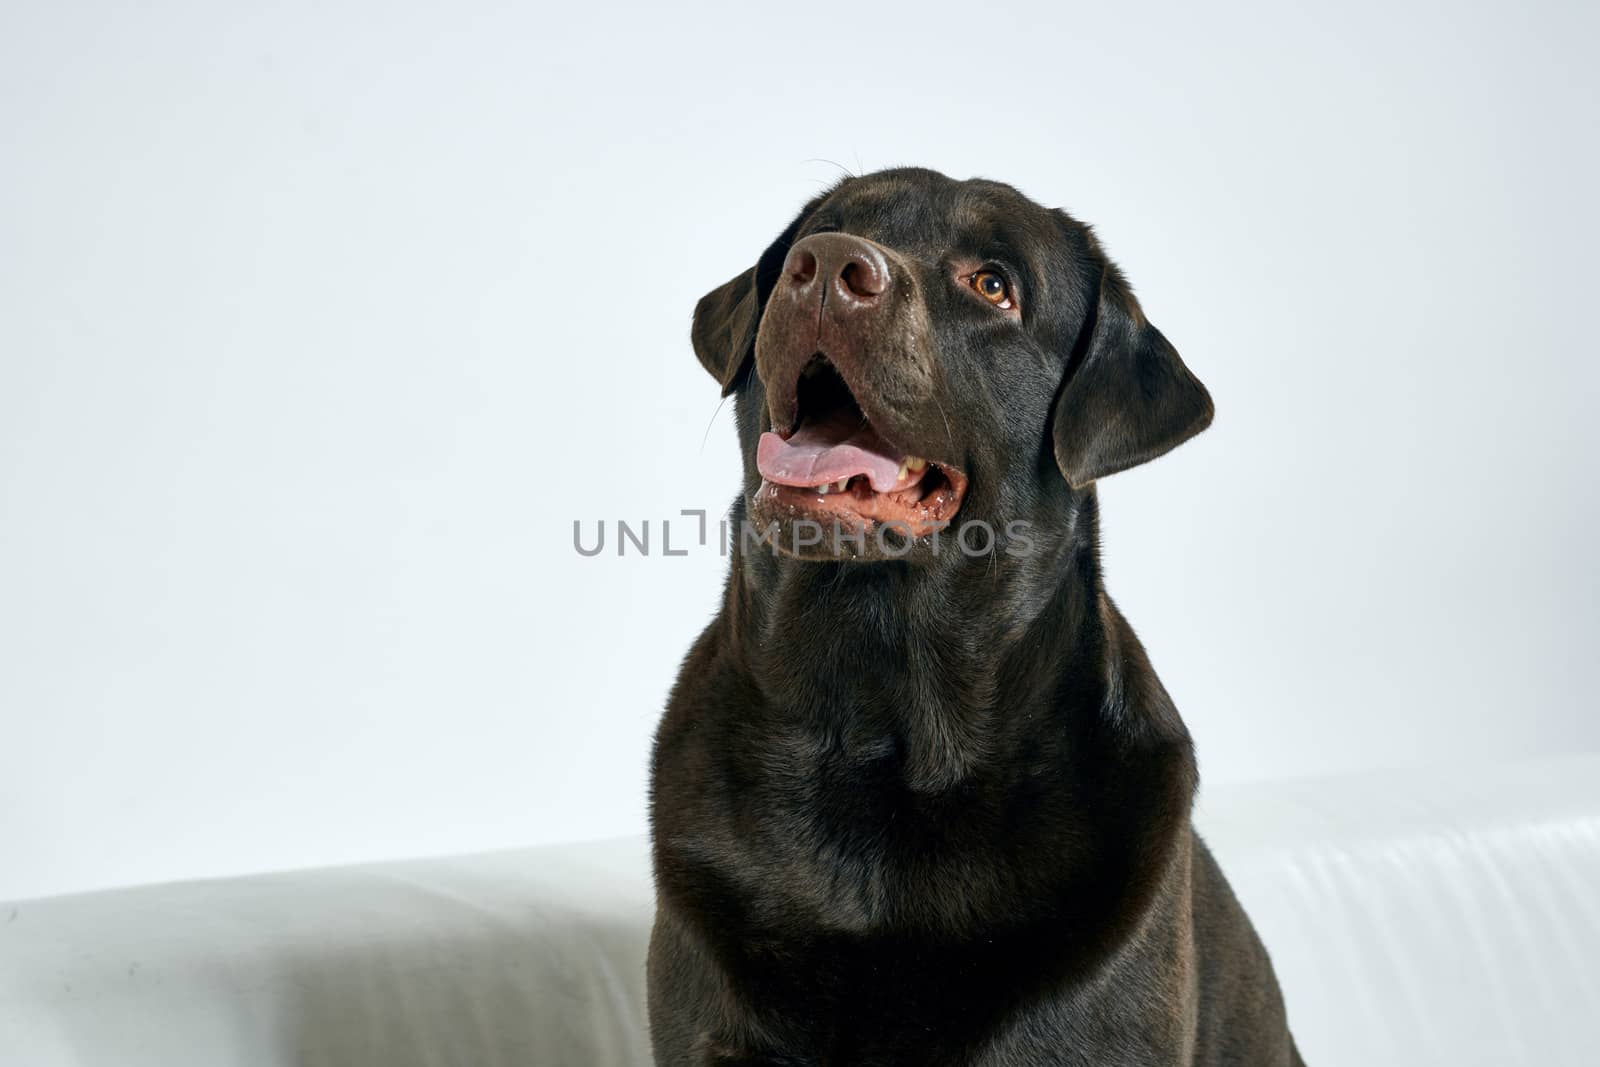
[757,411,920,493]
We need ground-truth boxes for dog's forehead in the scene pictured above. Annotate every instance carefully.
[817,170,1081,317]
[822,170,1064,268]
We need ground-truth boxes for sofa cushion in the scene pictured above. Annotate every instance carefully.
[4,754,1598,1066]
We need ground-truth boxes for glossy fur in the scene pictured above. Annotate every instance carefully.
[648,168,1302,1065]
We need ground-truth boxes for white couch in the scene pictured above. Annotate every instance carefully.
[4,755,1597,1066]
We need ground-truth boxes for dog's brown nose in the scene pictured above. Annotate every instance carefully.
[781,233,892,310]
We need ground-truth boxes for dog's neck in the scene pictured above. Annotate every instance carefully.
[724,489,1161,792]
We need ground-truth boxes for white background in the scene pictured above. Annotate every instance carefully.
[2,1,1596,902]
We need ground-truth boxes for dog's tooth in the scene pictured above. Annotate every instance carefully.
[906,457,927,472]
[897,461,909,481]
[815,482,831,494]
[836,478,849,492]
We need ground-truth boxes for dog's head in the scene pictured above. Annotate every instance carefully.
[693,167,1212,564]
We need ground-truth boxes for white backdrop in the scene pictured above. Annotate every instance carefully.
[2,0,1596,902]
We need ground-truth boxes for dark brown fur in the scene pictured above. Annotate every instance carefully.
[648,168,1302,1065]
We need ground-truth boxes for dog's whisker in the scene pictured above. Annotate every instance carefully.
[803,156,858,180]
[700,395,729,454]
[933,395,956,459]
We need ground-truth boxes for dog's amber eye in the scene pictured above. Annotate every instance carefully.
[971,270,1013,309]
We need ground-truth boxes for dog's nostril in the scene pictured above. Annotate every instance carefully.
[785,247,818,286]
[839,259,885,299]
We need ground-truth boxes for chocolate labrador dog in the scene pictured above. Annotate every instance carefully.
[648,167,1302,1065]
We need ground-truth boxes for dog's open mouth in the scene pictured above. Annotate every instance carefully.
[755,358,968,538]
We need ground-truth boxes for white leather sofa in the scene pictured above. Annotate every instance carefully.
[4,755,1597,1066]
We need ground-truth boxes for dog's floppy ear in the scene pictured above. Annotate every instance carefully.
[1051,231,1214,489]
[690,196,824,396]
[690,268,758,396]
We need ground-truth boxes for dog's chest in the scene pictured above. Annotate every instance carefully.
[724,724,1066,940]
